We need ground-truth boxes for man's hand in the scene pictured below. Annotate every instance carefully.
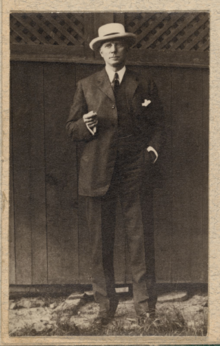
[83,111,98,129]
[146,146,158,163]
[148,150,156,162]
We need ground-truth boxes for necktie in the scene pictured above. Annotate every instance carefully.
[113,72,120,92]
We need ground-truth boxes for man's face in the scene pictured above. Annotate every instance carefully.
[99,39,128,70]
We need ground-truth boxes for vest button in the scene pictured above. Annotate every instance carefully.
[112,105,115,109]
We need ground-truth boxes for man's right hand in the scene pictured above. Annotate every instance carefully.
[83,111,98,129]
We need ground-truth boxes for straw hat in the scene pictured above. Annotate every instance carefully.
[89,23,136,51]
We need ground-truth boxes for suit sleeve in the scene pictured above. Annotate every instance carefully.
[146,80,165,154]
[66,81,95,142]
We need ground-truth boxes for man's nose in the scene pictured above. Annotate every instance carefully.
[110,43,117,52]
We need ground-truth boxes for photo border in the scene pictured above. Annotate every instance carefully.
[2,0,220,344]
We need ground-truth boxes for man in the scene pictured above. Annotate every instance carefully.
[66,23,164,324]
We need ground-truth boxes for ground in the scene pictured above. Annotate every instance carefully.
[9,290,208,336]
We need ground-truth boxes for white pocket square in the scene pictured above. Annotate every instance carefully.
[142,99,151,107]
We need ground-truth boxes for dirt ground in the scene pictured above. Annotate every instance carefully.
[9,290,208,336]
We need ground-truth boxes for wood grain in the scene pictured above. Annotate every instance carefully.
[11,62,32,284]
[44,63,78,284]
[29,63,47,284]
[201,68,209,283]
[171,68,204,282]
[10,60,208,285]
[9,84,15,284]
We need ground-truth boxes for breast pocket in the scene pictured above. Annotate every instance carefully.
[132,95,153,122]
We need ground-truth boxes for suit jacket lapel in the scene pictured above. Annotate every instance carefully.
[124,70,139,109]
[96,68,115,102]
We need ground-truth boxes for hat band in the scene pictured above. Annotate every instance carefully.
[103,32,120,36]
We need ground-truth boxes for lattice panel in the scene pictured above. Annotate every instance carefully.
[11,12,209,52]
[10,13,86,45]
[125,12,209,51]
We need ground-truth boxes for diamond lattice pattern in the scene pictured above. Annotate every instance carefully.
[10,13,209,51]
[125,12,209,51]
[10,13,85,45]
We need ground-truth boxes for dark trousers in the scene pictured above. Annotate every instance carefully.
[86,142,156,315]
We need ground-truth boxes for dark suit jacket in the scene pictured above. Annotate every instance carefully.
[66,68,164,197]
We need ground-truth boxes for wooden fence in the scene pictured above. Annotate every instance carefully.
[9,12,209,285]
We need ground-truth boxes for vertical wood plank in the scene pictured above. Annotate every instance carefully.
[28,63,47,284]
[9,80,15,283]
[9,168,16,284]
[187,69,207,283]
[201,69,209,283]
[171,68,203,283]
[11,62,32,284]
[44,63,79,284]
[185,69,204,282]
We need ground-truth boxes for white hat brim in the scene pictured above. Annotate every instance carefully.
[89,33,136,51]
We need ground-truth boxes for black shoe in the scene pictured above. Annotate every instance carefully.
[94,313,111,326]
[94,297,118,326]
[137,307,156,325]
[137,312,151,325]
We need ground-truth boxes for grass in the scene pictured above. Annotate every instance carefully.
[10,302,207,337]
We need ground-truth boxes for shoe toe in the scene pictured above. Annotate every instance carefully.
[137,311,156,325]
[94,313,111,326]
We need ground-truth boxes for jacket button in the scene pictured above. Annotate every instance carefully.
[112,105,115,109]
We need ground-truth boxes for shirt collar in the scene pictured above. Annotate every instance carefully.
[105,65,126,84]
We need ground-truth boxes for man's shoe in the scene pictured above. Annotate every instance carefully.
[137,307,156,325]
[94,314,111,326]
[137,312,152,326]
[149,299,156,311]
[94,298,118,326]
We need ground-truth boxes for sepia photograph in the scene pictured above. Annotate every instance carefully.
[8,11,209,337]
